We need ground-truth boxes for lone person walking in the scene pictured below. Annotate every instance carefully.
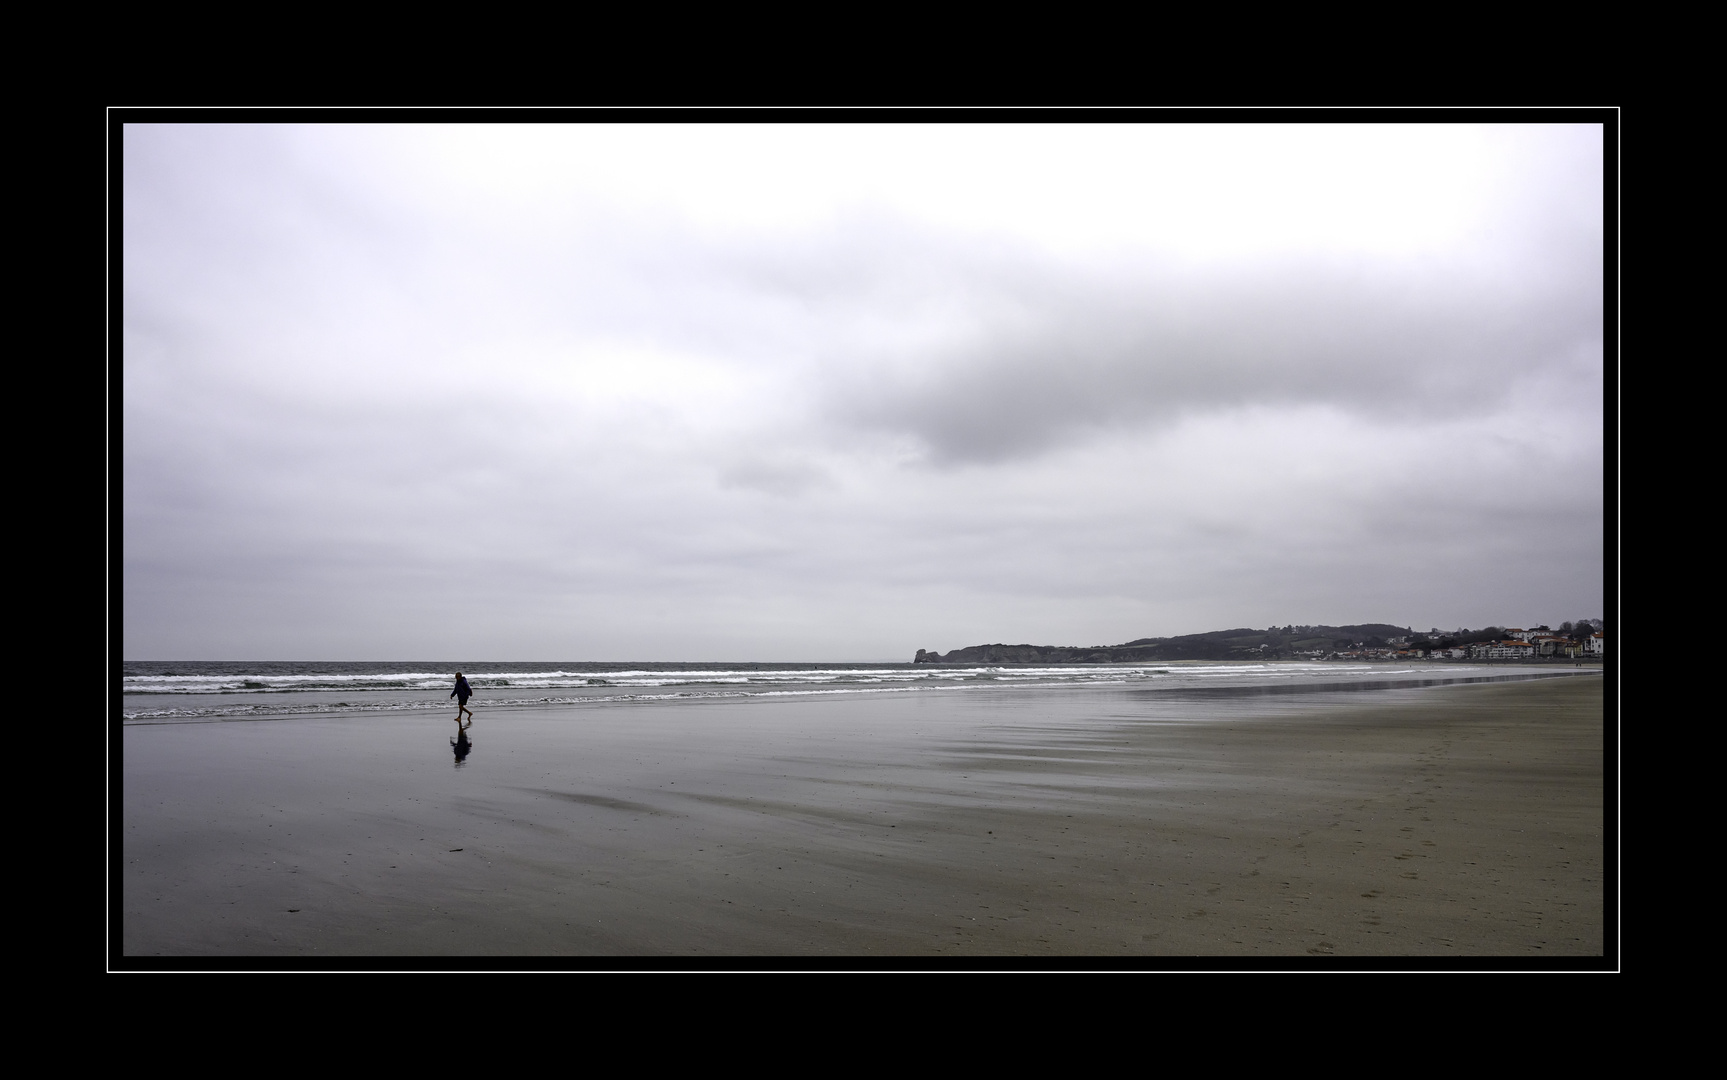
[451,671,474,721]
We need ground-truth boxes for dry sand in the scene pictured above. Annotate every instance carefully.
[117,673,1607,966]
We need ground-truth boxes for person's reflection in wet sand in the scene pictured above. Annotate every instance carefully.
[451,716,473,766]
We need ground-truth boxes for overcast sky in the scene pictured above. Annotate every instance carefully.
[121,122,1607,660]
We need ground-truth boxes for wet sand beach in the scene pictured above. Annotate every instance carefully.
[118,673,1606,964]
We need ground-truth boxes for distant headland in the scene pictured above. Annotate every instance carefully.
[913,621,1606,664]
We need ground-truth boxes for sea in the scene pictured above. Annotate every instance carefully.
[118,659,1585,724]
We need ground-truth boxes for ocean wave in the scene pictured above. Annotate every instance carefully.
[121,661,1383,695]
[112,659,1504,722]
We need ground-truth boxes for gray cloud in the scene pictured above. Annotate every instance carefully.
[121,123,1606,659]
[782,237,1602,466]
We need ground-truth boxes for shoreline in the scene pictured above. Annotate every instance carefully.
[120,660,1600,726]
[118,673,1606,965]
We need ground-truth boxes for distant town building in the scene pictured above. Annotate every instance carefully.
[1533,636,1575,657]
[1471,640,1536,660]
